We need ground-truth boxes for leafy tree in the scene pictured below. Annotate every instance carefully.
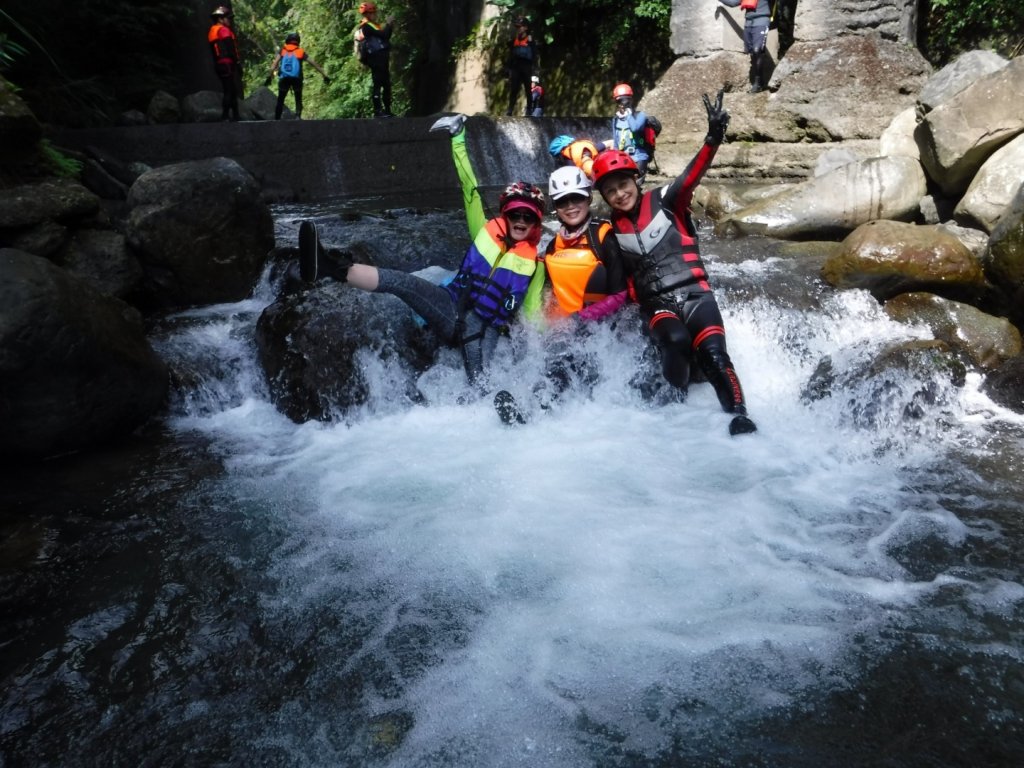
[922,0,1024,65]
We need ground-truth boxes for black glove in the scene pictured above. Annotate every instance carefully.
[322,75,331,85]
[263,75,273,88]
[703,89,730,146]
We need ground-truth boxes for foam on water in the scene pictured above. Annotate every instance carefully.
[149,252,1024,764]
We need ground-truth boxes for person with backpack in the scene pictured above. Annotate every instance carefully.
[355,2,396,117]
[505,16,536,116]
[296,114,547,389]
[717,0,772,92]
[609,83,652,178]
[269,33,330,120]
[592,91,757,436]
[207,6,241,122]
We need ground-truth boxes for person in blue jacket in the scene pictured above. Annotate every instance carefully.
[717,0,772,92]
[610,83,651,178]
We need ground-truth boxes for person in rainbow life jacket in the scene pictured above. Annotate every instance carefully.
[592,90,758,436]
[296,114,546,388]
[520,165,629,407]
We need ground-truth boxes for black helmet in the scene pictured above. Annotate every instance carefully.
[285,32,300,44]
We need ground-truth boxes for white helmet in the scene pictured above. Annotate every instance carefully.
[531,75,540,84]
[548,166,592,200]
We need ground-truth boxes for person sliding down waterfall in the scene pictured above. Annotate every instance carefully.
[592,90,757,436]
[297,113,546,396]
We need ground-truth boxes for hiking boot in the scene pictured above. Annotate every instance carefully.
[729,414,758,436]
[298,220,322,282]
[429,114,467,136]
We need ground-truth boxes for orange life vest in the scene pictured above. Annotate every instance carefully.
[543,221,614,316]
[208,23,237,62]
[562,140,600,179]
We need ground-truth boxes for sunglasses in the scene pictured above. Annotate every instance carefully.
[554,194,589,210]
[506,211,539,224]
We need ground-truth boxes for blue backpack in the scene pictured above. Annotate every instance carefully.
[279,48,301,79]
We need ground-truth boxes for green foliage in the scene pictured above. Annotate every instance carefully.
[923,0,1024,65]
[234,0,411,119]
[39,140,84,177]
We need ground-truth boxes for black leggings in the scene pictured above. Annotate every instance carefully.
[275,77,303,118]
[367,58,392,116]
[644,291,748,414]
[375,269,499,386]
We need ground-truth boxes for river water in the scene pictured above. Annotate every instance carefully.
[2,202,1023,767]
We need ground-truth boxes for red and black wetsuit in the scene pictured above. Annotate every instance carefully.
[609,140,750,415]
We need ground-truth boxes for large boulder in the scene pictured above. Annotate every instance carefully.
[791,0,919,45]
[919,49,1009,112]
[986,185,1024,328]
[879,107,920,160]
[125,157,274,309]
[821,219,987,302]
[716,156,926,239]
[954,133,1024,233]
[59,229,145,301]
[180,90,225,123]
[255,280,440,423]
[0,249,168,460]
[146,90,181,124]
[766,34,931,141]
[883,293,1021,371]
[915,56,1024,197]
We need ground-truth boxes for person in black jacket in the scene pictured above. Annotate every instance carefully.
[505,16,535,116]
[356,2,395,117]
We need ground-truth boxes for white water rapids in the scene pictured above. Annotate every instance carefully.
[141,227,1024,766]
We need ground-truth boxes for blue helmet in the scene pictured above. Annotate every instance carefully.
[548,135,575,158]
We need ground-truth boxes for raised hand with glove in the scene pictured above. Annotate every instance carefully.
[702,89,730,146]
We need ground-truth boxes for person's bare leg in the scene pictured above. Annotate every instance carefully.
[347,264,379,291]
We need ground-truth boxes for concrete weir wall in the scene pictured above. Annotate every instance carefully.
[55,116,610,204]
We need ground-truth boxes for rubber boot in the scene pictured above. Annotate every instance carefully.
[699,346,758,436]
[298,221,351,283]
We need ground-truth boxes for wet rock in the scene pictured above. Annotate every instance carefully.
[242,86,282,121]
[180,90,225,123]
[0,249,168,461]
[5,220,68,259]
[883,293,1021,371]
[981,355,1024,413]
[81,159,128,200]
[125,157,274,309]
[915,56,1024,197]
[954,133,1024,234]
[802,339,966,429]
[822,219,987,302]
[716,157,925,239]
[255,280,440,422]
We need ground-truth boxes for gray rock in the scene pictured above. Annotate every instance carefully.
[919,49,1009,112]
[147,90,181,124]
[242,86,283,121]
[125,157,275,308]
[915,56,1024,197]
[4,220,68,258]
[59,229,144,300]
[81,158,128,200]
[716,156,925,239]
[981,355,1024,413]
[0,179,100,229]
[883,292,1021,370]
[255,281,440,422]
[180,90,226,123]
[0,248,167,460]
[986,184,1024,327]
[954,134,1024,233]
[879,107,920,160]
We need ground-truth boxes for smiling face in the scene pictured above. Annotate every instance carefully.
[598,173,640,213]
[553,193,592,229]
[504,210,540,241]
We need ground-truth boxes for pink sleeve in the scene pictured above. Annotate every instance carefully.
[577,290,628,322]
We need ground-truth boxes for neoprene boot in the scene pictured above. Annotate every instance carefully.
[698,346,758,436]
[298,221,352,283]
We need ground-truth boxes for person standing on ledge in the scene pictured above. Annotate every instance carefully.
[529,75,544,117]
[269,33,330,120]
[355,2,396,117]
[717,0,772,93]
[207,6,241,122]
[505,16,536,116]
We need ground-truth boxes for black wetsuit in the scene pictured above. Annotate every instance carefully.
[609,140,751,416]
